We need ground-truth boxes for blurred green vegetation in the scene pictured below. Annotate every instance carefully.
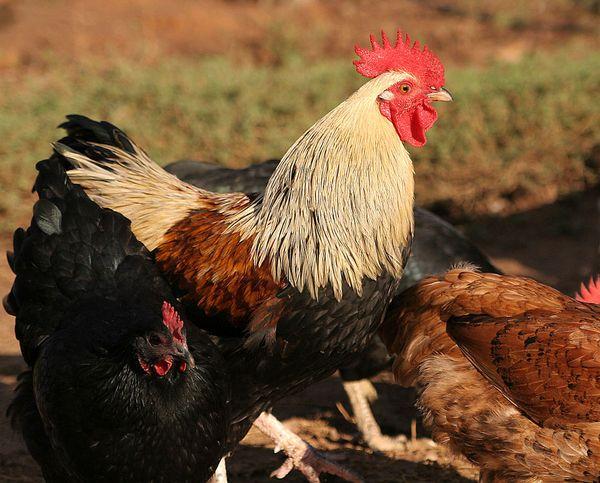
[1,50,599,234]
[417,51,600,216]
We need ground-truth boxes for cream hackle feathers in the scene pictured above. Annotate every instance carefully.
[63,71,415,300]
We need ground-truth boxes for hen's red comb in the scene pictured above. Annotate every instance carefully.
[576,276,600,304]
[354,30,445,88]
[162,301,185,344]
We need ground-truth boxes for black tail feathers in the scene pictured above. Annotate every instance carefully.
[6,140,149,364]
[58,114,136,158]
[33,115,138,182]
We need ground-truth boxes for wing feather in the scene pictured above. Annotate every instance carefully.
[447,290,600,427]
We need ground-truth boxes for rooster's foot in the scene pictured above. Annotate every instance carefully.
[253,412,363,483]
[363,434,407,452]
[342,379,407,453]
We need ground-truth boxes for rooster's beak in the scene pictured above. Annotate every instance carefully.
[427,87,453,102]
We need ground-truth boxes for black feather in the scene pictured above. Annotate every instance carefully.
[59,114,136,154]
[33,200,62,235]
[6,250,14,272]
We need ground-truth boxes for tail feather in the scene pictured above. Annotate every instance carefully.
[3,229,25,316]
[7,228,25,272]
[59,114,136,154]
[53,115,207,250]
[6,251,14,273]
[6,157,151,365]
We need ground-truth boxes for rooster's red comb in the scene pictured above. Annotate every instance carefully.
[576,276,600,304]
[162,301,185,344]
[354,30,445,88]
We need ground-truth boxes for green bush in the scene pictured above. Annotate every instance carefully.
[1,50,598,234]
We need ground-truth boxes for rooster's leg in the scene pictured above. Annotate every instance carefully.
[342,379,407,452]
[208,458,227,483]
[253,412,364,483]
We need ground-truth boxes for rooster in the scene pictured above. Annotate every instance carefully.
[380,267,600,481]
[4,159,231,482]
[165,158,499,452]
[47,30,452,480]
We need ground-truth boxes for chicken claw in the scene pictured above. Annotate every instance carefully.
[342,380,408,453]
[253,412,364,483]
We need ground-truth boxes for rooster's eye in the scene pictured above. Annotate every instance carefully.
[148,334,162,346]
[400,84,411,93]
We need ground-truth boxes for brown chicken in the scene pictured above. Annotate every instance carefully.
[380,267,600,482]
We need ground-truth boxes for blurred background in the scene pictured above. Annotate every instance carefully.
[0,1,598,481]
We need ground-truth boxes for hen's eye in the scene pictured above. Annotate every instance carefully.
[148,334,162,346]
[400,84,411,93]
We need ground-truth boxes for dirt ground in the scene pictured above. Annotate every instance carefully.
[0,187,597,483]
[0,0,598,72]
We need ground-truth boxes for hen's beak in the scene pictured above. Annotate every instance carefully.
[173,341,196,371]
[427,87,453,102]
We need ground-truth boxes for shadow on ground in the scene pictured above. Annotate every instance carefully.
[230,444,472,483]
[458,185,599,292]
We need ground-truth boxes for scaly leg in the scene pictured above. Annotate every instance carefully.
[342,379,407,452]
[208,458,227,483]
[253,412,364,483]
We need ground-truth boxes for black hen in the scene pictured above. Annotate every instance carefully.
[5,159,231,482]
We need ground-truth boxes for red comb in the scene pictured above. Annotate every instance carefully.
[162,301,185,344]
[354,30,445,88]
[576,276,600,304]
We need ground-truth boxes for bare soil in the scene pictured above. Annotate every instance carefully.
[0,0,597,71]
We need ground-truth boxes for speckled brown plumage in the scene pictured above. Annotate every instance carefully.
[381,267,600,482]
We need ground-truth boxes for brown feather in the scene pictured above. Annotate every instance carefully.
[450,313,600,427]
[381,267,600,481]
[155,202,283,326]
